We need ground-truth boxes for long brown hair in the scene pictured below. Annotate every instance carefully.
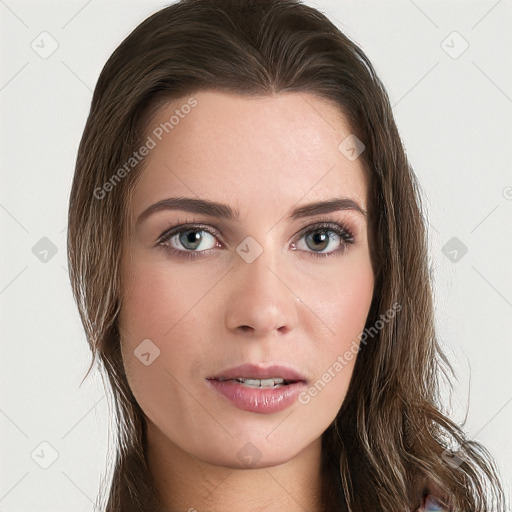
[67,1,505,510]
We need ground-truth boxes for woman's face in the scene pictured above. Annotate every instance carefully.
[119,90,374,469]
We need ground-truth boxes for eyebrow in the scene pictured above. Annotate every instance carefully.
[136,196,367,225]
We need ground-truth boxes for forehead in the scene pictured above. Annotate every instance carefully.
[130,91,369,220]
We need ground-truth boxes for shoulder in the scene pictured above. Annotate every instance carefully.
[415,494,450,512]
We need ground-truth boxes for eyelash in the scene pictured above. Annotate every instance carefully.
[156,216,355,260]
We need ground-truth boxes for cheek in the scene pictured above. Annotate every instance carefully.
[332,267,374,335]
[118,258,204,415]
[119,256,206,338]
[298,256,374,408]
[302,248,374,341]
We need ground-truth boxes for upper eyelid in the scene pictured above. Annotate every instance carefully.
[153,208,361,236]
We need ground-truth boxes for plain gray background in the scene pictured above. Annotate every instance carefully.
[1,0,511,510]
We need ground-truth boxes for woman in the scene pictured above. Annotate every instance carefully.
[67,0,505,511]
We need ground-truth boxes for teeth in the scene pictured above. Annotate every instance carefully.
[234,377,286,388]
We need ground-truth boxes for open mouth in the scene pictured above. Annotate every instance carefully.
[209,377,301,388]
[207,362,308,388]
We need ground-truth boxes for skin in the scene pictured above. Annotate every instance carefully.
[119,91,375,512]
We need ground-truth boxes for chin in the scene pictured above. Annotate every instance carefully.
[192,433,314,470]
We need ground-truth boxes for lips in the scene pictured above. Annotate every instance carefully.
[207,363,308,384]
[205,363,309,413]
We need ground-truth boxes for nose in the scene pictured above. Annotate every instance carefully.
[224,246,299,338]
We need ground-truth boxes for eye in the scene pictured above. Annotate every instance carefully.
[157,224,220,259]
[291,221,355,258]
[157,219,355,260]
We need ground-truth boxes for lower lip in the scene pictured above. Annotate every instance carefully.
[206,379,306,414]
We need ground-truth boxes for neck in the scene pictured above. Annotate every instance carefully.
[146,421,326,512]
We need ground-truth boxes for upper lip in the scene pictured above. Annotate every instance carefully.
[207,363,308,383]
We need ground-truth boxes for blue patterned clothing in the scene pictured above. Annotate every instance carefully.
[416,494,450,511]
